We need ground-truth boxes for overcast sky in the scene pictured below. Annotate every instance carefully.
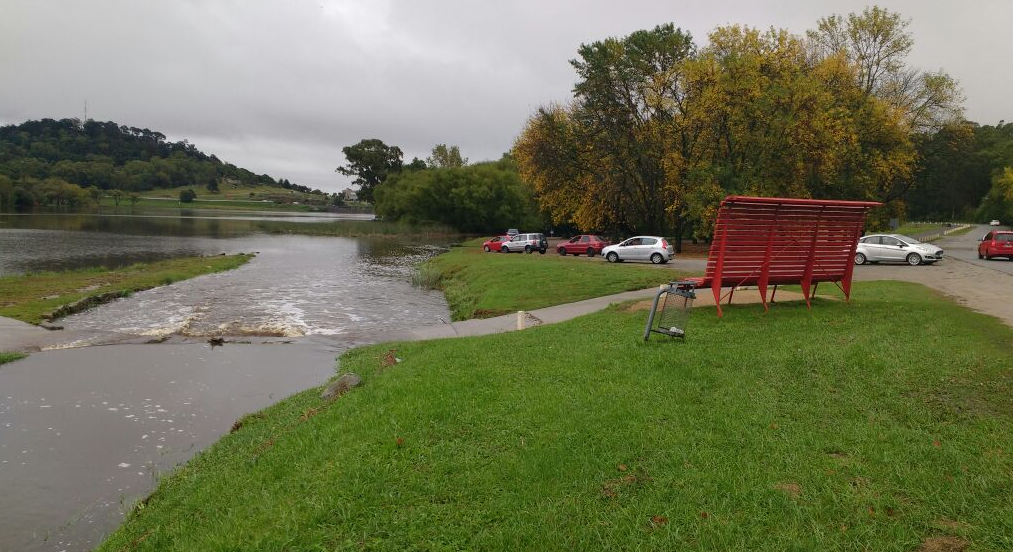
[2,0,1010,192]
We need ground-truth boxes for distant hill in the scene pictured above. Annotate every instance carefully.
[0,118,320,195]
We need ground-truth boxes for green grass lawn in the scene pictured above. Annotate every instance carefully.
[423,239,691,320]
[97,281,1013,551]
[0,254,253,324]
[0,352,26,365]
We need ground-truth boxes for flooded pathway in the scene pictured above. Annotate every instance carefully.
[0,343,340,552]
[0,213,457,551]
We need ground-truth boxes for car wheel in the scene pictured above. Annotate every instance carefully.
[978,251,984,259]
[984,252,991,260]
[500,245,508,253]
[538,248,546,254]
[524,245,532,254]
[854,252,866,265]
[906,253,922,266]
[483,245,490,252]
[586,247,595,257]
[650,253,663,264]
[558,248,566,256]
[606,252,618,263]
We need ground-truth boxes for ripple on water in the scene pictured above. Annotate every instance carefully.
[58,235,451,338]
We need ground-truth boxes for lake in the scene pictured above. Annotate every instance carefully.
[0,211,454,551]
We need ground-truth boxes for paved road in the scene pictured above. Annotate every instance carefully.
[936,224,1013,275]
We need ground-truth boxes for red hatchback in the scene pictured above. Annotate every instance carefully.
[482,236,510,252]
[979,230,1013,260]
[557,235,610,257]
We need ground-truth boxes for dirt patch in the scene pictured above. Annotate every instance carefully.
[601,466,650,498]
[473,308,510,318]
[916,536,968,552]
[775,482,802,498]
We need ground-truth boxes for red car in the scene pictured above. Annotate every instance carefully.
[557,235,610,257]
[979,230,1013,260]
[482,236,510,252]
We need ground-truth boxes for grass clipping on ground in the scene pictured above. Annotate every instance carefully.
[99,281,1013,551]
[420,239,690,320]
[0,254,253,324]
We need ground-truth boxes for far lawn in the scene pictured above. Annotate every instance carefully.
[99,281,1013,551]
[0,254,253,324]
[423,239,691,320]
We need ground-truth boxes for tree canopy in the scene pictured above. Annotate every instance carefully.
[335,139,405,203]
[373,158,541,233]
[515,8,966,244]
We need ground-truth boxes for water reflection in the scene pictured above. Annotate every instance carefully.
[0,212,423,275]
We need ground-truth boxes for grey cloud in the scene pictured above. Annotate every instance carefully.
[2,0,1010,192]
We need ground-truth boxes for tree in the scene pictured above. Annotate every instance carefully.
[373,159,541,233]
[179,188,197,203]
[110,189,125,206]
[807,6,963,132]
[405,157,428,171]
[426,144,468,169]
[206,179,220,193]
[517,19,924,243]
[335,139,404,203]
[516,24,696,244]
[128,193,141,206]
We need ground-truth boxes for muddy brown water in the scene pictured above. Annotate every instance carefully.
[0,213,455,551]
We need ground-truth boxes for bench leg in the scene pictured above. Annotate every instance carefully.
[727,288,734,305]
[770,285,778,303]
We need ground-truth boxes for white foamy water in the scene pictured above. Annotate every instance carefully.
[59,234,451,340]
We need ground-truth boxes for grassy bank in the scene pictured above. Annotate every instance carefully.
[422,239,689,320]
[0,352,26,365]
[0,254,253,324]
[98,281,1013,551]
[99,196,318,212]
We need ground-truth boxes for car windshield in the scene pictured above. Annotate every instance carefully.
[895,235,920,244]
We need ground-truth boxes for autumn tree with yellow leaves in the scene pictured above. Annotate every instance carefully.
[514,7,962,246]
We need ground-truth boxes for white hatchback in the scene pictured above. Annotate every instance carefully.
[602,236,674,264]
[855,234,943,266]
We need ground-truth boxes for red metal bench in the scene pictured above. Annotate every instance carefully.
[688,196,882,316]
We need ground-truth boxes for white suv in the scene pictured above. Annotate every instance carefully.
[601,236,674,264]
[500,233,548,254]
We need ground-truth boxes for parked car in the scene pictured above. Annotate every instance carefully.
[482,236,510,253]
[854,234,943,266]
[978,230,1013,260]
[557,235,610,257]
[601,236,674,264]
[990,220,1002,226]
[505,228,520,237]
[501,233,548,254]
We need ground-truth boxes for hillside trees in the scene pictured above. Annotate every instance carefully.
[0,118,319,199]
